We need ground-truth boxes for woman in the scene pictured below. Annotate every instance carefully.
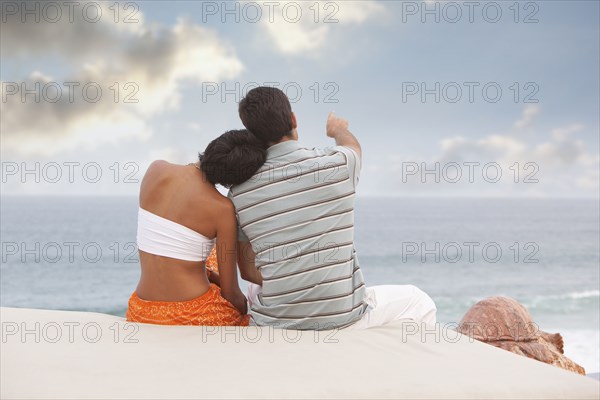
[126,130,266,326]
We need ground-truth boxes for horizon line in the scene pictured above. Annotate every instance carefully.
[1,194,599,200]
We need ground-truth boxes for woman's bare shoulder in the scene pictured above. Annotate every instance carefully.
[205,190,235,215]
[147,160,170,171]
[143,160,174,179]
[140,161,174,195]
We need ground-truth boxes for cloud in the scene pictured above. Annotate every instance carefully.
[1,72,153,155]
[1,3,244,156]
[437,125,597,193]
[533,138,586,167]
[368,106,599,197]
[551,124,584,141]
[0,1,143,60]
[263,18,328,55]
[253,1,385,55]
[514,104,540,130]
[439,135,526,164]
[439,130,591,168]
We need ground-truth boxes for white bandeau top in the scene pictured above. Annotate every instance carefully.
[137,208,215,262]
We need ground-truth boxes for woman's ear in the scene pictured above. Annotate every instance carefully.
[291,112,297,129]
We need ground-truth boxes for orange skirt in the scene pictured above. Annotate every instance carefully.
[205,246,219,273]
[126,284,250,326]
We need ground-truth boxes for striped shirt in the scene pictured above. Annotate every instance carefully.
[229,140,367,330]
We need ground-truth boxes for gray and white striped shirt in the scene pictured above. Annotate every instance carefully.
[229,140,367,329]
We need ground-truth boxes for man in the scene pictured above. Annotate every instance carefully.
[230,86,436,330]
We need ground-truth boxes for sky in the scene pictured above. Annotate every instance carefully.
[1,0,599,197]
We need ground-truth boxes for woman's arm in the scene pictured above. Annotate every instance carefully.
[237,241,263,285]
[215,202,247,315]
[207,270,220,286]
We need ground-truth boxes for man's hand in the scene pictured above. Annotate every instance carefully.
[326,112,349,138]
[326,112,362,158]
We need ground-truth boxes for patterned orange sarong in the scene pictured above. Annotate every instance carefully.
[205,246,219,275]
[126,284,249,326]
[126,247,249,326]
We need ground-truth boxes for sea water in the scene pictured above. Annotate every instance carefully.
[1,196,598,373]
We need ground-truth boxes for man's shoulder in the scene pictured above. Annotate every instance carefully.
[229,144,351,199]
[278,145,349,167]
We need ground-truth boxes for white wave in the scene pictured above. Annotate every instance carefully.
[529,290,600,305]
[548,329,600,374]
[568,290,600,299]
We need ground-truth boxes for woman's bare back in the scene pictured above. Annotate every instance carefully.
[135,161,230,302]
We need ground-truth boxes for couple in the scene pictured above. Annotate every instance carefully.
[126,87,436,330]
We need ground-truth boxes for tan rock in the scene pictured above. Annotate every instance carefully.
[457,296,585,375]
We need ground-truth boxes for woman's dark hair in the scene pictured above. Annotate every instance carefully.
[238,86,293,145]
[199,129,266,188]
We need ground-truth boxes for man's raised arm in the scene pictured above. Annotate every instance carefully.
[326,112,362,158]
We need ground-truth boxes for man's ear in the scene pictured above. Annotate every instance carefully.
[291,112,297,129]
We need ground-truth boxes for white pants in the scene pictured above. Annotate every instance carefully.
[344,285,437,330]
[247,283,436,330]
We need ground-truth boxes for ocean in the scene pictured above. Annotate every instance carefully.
[1,196,598,373]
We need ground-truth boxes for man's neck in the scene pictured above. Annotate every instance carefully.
[266,130,298,148]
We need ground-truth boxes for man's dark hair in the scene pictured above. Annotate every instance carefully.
[238,86,293,144]
[199,129,266,188]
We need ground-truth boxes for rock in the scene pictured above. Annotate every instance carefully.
[457,296,585,375]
